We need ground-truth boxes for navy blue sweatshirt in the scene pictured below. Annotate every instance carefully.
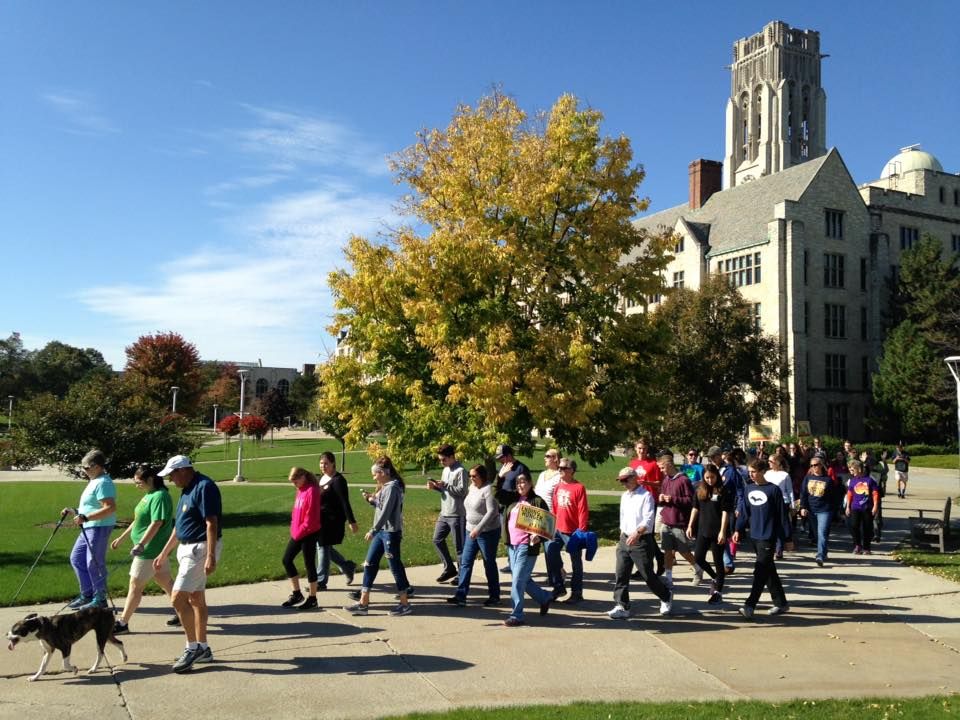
[799,473,834,515]
[736,482,791,541]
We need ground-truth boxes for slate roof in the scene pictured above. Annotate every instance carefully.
[630,150,838,259]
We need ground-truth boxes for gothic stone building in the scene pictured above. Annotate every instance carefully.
[627,20,959,441]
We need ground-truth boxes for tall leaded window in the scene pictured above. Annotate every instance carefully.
[825,209,844,239]
[825,353,847,389]
[899,226,919,250]
[824,253,845,288]
[824,304,846,338]
[827,403,849,438]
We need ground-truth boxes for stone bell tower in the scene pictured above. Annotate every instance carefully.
[724,20,827,188]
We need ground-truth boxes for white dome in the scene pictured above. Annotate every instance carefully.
[880,146,944,178]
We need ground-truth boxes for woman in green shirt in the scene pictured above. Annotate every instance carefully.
[110,465,175,634]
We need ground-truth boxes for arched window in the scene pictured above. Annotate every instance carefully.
[277,379,290,397]
[255,378,268,399]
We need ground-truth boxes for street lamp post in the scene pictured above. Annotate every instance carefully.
[6,396,12,433]
[235,370,249,482]
[945,356,960,493]
[213,403,219,431]
[170,386,179,414]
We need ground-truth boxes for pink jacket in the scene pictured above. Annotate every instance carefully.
[291,483,322,541]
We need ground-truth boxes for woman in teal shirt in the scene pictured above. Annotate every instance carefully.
[63,449,117,610]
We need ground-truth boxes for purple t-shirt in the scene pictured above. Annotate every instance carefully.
[847,475,879,512]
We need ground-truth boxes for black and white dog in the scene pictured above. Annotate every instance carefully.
[6,607,127,681]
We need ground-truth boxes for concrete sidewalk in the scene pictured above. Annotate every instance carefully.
[1,472,958,720]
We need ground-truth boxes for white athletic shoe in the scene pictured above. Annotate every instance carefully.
[659,594,673,616]
[607,605,630,620]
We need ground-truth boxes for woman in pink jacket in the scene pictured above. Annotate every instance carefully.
[281,467,323,610]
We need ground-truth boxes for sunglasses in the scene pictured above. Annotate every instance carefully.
[559,466,572,471]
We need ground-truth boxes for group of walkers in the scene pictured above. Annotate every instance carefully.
[63,449,222,674]
[55,434,910,672]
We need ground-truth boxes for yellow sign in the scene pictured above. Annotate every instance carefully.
[796,420,812,439]
[748,423,776,442]
[514,504,556,539]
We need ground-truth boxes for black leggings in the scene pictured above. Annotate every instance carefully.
[282,530,322,583]
[693,535,725,592]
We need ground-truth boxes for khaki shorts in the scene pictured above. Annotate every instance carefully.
[660,526,692,553]
[130,554,169,583]
[173,540,222,593]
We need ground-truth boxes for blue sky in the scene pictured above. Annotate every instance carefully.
[2,1,956,369]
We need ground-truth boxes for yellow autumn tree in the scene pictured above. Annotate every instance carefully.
[320,91,673,465]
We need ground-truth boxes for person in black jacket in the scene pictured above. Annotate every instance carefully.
[316,452,358,588]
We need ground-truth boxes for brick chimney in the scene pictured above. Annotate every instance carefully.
[689,159,722,209]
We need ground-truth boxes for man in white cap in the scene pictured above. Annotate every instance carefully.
[153,455,222,673]
[606,466,672,619]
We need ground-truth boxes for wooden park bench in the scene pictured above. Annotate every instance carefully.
[909,497,952,553]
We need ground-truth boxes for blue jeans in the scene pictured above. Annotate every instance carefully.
[360,531,409,593]
[811,510,832,561]
[316,543,353,586]
[455,527,501,601]
[557,531,584,594]
[507,543,551,620]
[70,525,112,596]
[543,531,565,590]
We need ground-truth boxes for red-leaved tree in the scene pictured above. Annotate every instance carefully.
[124,332,203,416]
[217,415,241,436]
[240,414,269,441]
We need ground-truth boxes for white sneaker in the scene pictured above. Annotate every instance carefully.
[607,605,630,620]
[659,594,673,616]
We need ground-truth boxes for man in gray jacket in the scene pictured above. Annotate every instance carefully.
[429,444,467,583]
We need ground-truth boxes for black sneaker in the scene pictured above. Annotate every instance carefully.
[282,591,304,608]
[563,592,583,604]
[113,621,129,635]
[297,595,319,610]
[446,596,466,607]
[539,600,551,616]
[707,591,722,605]
[482,597,501,607]
[436,569,458,583]
[194,646,213,664]
[551,586,567,601]
[349,589,362,601]
[343,561,356,586]
[166,615,181,627]
[172,646,201,673]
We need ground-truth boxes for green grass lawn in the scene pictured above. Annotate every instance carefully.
[1,480,622,607]
[909,454,960,470]
[192,437,629,491]
[385,697,957,720]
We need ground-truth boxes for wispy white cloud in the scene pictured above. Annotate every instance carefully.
[79,104,400,367]
[41,91,118,136]
[231,104,389,176]
[79,183,397,366]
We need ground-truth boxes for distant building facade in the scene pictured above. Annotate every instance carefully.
[628,20,959,440]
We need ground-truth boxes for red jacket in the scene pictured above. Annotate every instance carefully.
[553,480,589,533]
[290,483,322,541]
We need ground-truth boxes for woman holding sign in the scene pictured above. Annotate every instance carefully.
[502,472,554,626]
